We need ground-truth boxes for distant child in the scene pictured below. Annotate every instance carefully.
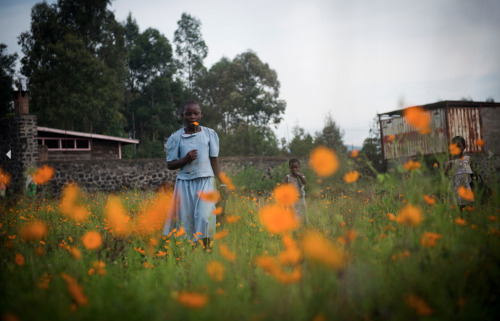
[285,158,308,223]
[445,136,473,211]
[162,100,227,248]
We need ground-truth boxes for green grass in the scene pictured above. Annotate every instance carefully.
[1,163,499,321]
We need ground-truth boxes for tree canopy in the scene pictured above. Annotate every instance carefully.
[0,44,18,117]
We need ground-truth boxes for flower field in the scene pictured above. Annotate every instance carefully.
[1,153,500,321]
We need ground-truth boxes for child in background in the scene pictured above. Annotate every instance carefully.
[162,100,227,249]
[285,158,308,223]
[445,136,474,212]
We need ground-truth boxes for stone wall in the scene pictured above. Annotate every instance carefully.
[481,108,500,156]
[0,114,38,193]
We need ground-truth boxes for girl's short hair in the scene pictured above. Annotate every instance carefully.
[182,100,200,112]
[451,136,466,148]
[289,158,300,167]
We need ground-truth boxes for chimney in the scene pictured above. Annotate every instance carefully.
[13,79,29,115]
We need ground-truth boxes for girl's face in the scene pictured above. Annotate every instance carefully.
[289,162,300,174]
[183,104,202,129]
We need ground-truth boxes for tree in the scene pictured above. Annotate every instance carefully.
[314,113,346,153]
[0,44,18,117]
[174,12,208,93]
[361,117,383,172]
[219,123,280,156]
[288,125,314,157]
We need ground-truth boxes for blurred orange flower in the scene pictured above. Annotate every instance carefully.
[255,255,302,284]
[309,146,339,177]
[207,261,225,282]
[278,234,302,265]
[301,231,346,271]
[343,171,359,183]
[388,134,395,142]
[476,139,484,147]
[214,230,229,240]
[19,221,48,241]
[104,196,130,237]
[350,149,359,158]
[403,106,431,134]
[192,122,199,126]
[259,205,299,234]
[273,184,299,206]
[218,244,236,262]
[176,291,208,309]
[88,261,106,276]
[82,231,102,250]
[421,232,442,247]
[457,186,474,201]
[337,229,358,245]
[15,253,25,266]
[395,205,423,226]
[60,184,89,221]
[134,191,172,237]
[61,273,88,306]
[403,159,421,171]
[454,218,467,226]
[423,195,435,205]
[405,294,433,316]
[0,167,11,186]
[225,215,241,223]
[219,172,235,191]
[212,207,223,215]
[198,190,220,203]
[449,143,461,156]
[31,165,54,185]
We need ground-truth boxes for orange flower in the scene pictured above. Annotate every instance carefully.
[337,229,358,245]
[15,253,25,266]
[212,207,223,215]
[259,205,299,234]
[219,172,235,191]
[449,143,461,156]
[0,167,11,186]
[134,191,172,236]
[421,232,442,247]
[255,255,302,284]
[388,134,395,142]
[301,231,346,271]
[214,230,229,240]
[19,221,48,241]
[457,186,474,201]
[192,122,199,126]
[405,294,433,316]
[104,196,130,237]
[309,146,339,177]
[88,261,106,276]
[278,234,302,265]
[387,213,395,221]
[174,227,186,237]
[59,184,89,221]
[176,291,208,309]
[218,244,236,262]
[343,171,359,183]
[31,165,54,185]
[403,159,421,171]
[350,149,359,158]
[198,190,220,203]
[61,273,88,306]
[207,261,225,282]
[423,195,435,205]
[82,231,102,250]
[476,139,484,147]
[273,184,299,206]
[395,205,423,226]
[69,247,82,260]
[403,106,431,134]
[225,215,241,223]
[454,218,467,226]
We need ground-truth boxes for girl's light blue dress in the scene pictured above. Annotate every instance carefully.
[162,126,219,242]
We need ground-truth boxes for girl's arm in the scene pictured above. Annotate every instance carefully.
[210,157,222,181]
[167,149,198,170]
[284,175,289,184]
[296,173,306,185]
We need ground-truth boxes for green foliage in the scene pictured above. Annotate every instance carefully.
[314,113,346,153]
[287,125,314,158]
[219,124,281,157]
[0,43,17,117]
[361,117,384,172]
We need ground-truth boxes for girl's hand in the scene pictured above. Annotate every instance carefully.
[185,149,198,162]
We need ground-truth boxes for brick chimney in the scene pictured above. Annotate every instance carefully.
[13,80,29,115]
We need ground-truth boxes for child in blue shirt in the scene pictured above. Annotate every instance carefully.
[162,100,227,248]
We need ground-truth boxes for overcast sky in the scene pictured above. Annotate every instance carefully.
[1,0,499,146]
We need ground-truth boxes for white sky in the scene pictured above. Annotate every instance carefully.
[1,0,499,146]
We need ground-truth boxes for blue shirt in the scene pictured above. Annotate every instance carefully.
[166,126,220,180]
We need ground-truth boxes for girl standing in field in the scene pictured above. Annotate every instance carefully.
[162,100,227,248]
[445,136,474,212]
[284,158,308,223]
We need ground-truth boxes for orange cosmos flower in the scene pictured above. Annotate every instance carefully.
[69,247,82,260]
[31,165,54,185]
[423,195,435,205]
[405,294,433,316]
[457,186,474,201]
[421,232,442,247]
[174,227,186,237]
[273,184,299,206]
[255,255,302,284]
[309,146,339,177]
[259,205,299,234]
[278,234,302,265]
[176,291,208,309]
[104,196,130,237]
[454,218,467,226]
[225,215,241,223]
[88,261,106,276]
[395,205,423,226]
[0,167,11,186]
[192,122,199,126]
[219,172,235,191]
[134,191,172,236]
[15,253,25,266]
[476,139,484,147]
[403,159,421,171]
[82,231,102,250]
[61,273,88,306]
[214,230,229,240]
[60,184,89,221]
[301,231,346,271]
[343,171,359,183]
[337,229,358,245]
[19,221,48,241]
[212,207,223,215]
[350,149,359,158]
[218,244,236,262]
[207,261,225,282]
[388,134,395,142]
[403,106,431,134]
[198,190,220,203]
[449,143,461,156]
